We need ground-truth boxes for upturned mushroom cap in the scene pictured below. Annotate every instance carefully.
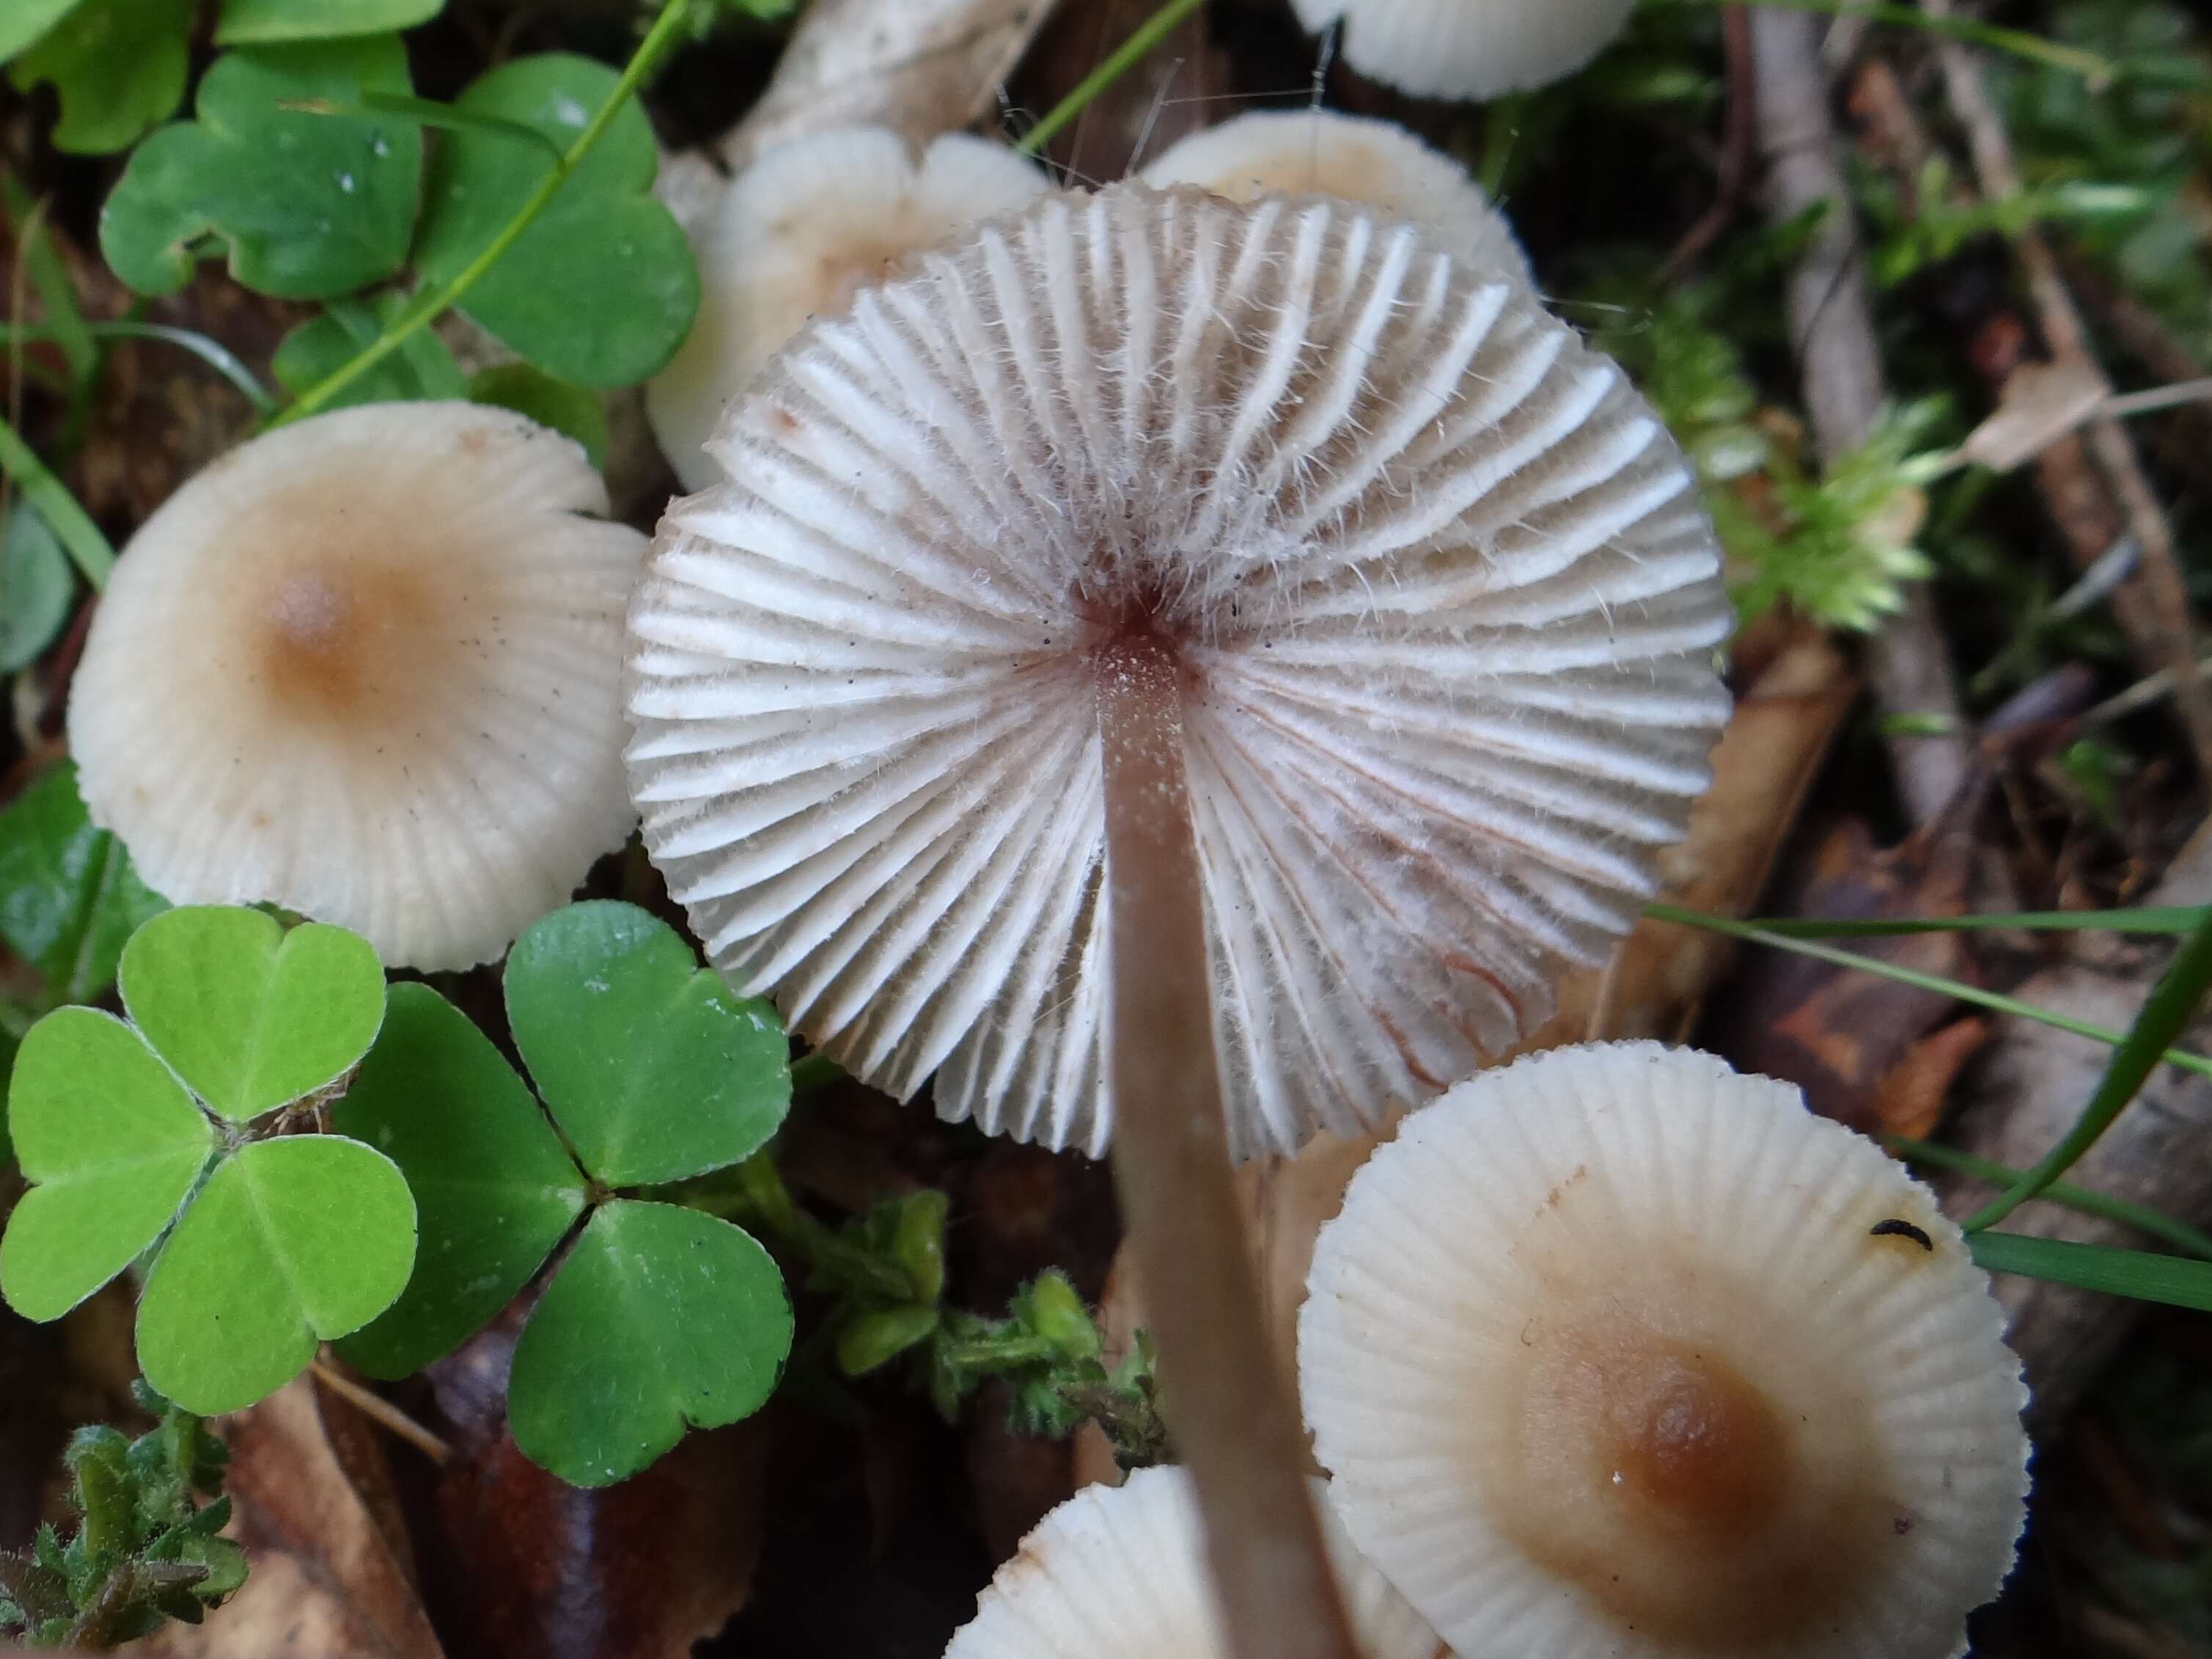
[1298,1041,2031,1659]
[942,1466,1441,1659]
[645,126,1051,492]
[1292,0,1638,100]
[1139,109,1531,284]
[70,402,643,970]
[626,184,1731,1160]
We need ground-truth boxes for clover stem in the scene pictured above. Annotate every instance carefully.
[1094,630,1360,1659]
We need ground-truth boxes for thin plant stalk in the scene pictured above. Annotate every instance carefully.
[1016,0,1209,158]
[0,414,113,589]
[1,322,277,416]
[1095,630,1359,1659]
[276,0,697,423]
[1963,908,2212,1232]
[1664,903,2211,938]
[1645,902,2212,1079]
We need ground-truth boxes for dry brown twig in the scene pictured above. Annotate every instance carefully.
[1751,7,1973,826]
[1917,0,2212,782]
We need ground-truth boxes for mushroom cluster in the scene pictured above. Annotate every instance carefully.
[647,126,1051,491]
[71,402,643,971]
[1301,1041,2032,1659]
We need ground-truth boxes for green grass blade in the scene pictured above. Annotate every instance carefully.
[1642,905,2212,1081]
[1647,0,2123,84]
[0,416,113,591]
[1963,910,2212,1232]
[1,323,277,416]
[1886,1136,2212,1261]
[1651,903,2211,939]
[1970,1232,2212,1312]
[1015,0,1208,158]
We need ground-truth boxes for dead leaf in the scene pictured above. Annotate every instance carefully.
[399,1306,768,1659]
[1956,356,2112,474]
[136,1377,446,1659]
[716,0,1064,172]
[1867,1015,1990,1140]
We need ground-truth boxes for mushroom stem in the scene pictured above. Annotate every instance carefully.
[1095,630,1362,1659]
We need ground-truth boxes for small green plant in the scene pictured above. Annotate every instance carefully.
[0,1380,244,1649]
[0,904,412,1413]
[710,1160,1167,1468]
[333,900,795,1487]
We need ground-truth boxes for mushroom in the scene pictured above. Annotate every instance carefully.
[1299,1040,2032,1659]
[1291,0,1639,101]
[1139,108,1530,284]
[645,125,1051,492]
[627,183,1730,1659]
[70,401,643,971]
[944,1466,1442,1659]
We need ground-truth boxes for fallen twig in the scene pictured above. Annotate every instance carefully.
[1752,8,1973,825]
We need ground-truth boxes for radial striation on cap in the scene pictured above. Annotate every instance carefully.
[942,1465,1441,1659]
[1139,109,1531,285]
[647,126,1051,493]
[1299,1040,2032,1659]
[71,402,644,971]
[1292,0,1639,101]
[626,184,1732,1160]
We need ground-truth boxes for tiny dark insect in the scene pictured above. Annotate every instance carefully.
[1870,1218,1934,1251]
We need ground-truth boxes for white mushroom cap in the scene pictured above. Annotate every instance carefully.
[1139,109,1530,284]
[1293,0,1639,100]
[70,402,644,970]
[943,1465,1441,1659]
[626,184,1731,1160]
[645,126,1051,493]
[1299,1041,2031,1659]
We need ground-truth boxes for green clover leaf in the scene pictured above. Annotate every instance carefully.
[136,1136,416,1414]
[273,293,468,408]
[506,900,790,1187]
[413,54,698,388]
[0,1009,213,1321]
[466,364,609,468]
[216,0,445,45]
[100,37,421,301]
[0,0,84,62]
[506,1201,790,1487]
[5,0,192,155]
[333,984,589,1379]
[0,762,169,1008]
[331,902,793,1483]
[0,503,77,673]
[120,907,385,1122]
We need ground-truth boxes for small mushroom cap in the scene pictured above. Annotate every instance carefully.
[1292,0,1639,100]
[627,185,1730,1160]
[943,1465,1441,1659]
[1299,1041,2031,1659]
[1139,109,1530,284]
[70,402,644,970]
[645,126,1051,492]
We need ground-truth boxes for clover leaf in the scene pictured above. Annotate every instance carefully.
[5,0,192,155]
[216,0,446,45]
[119,907,385,1122]
[0,762,169,1009]
[506,900,790,1187]
[507,1202,790,1487]
[0,1008,213,1322]
[332,901,793,1484]
[0,0,84,63]
[273,294,467,408]
[467,364,609,468]
[136,1136,416,1414]
[0,905,411,1417]
[0,503,76,673]
[413,54,698,387]
[334,984,588,1378]
[100,37,421,301]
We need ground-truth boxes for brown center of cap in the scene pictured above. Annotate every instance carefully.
[254,561,440,723]
[1596,1343,1788,1543]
